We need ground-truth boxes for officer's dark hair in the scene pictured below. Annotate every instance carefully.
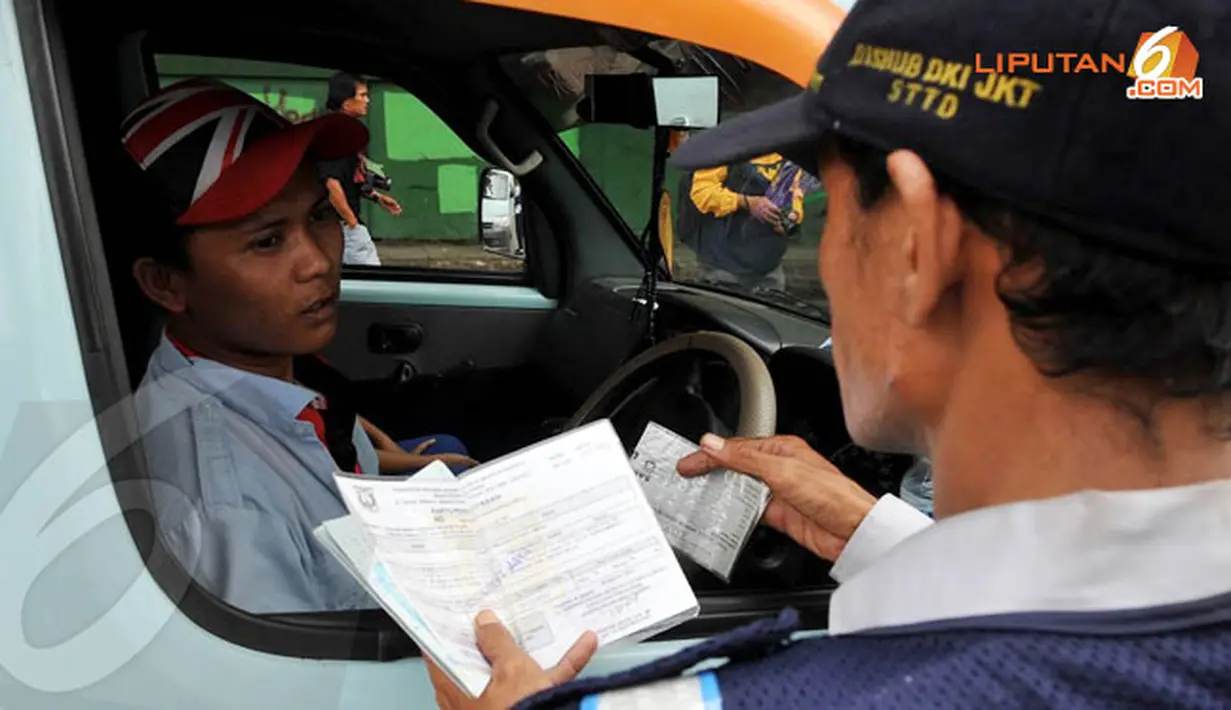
[326,72,367,112]
[832,134,1231,414]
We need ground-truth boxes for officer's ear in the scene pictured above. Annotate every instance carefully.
[885,149,965,328]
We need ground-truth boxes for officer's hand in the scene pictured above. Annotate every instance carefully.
[426,610,598,710]
[677,434,877,561]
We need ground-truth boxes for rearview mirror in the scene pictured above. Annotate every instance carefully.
[478,167,524,260]
[581,74,720,129]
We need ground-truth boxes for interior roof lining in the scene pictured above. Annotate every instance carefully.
[110,0,647,61]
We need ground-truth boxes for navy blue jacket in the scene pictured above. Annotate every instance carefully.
[519,603,1231,709]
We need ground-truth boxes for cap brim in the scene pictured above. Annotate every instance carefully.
[670,93,827,175]
[177,113,369,226]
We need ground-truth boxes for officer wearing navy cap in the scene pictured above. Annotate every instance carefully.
[427,0,1231,707]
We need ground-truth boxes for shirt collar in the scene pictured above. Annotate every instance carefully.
[829,478,1231,635]
[152,332,319,424]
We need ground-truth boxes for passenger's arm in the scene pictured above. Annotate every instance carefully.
[374,447,478,473]
[357,415,477,473]
[357,415,399,451]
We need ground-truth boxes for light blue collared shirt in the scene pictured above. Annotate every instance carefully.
[134,334,379,614]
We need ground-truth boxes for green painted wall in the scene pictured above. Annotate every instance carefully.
[156,56,633,243]
[156,55,824,246]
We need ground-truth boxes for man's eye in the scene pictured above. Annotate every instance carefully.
[250,233,284,251]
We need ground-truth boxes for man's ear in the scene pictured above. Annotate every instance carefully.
[886,149,964,327]
[131,258,189,315]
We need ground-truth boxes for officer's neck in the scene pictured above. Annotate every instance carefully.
[926,351,1231,519]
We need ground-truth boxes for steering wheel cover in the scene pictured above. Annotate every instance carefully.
[566,331,777,437]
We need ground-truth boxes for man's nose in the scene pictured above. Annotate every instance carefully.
[293,227,335,280]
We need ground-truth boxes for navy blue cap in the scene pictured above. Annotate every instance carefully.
[672,0,1231,270]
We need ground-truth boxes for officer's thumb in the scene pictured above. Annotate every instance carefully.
[473,609,519,664]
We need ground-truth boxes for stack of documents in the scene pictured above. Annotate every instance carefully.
[315,420,700,698]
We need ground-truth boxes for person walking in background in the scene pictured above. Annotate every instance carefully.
[677,152,807,293]
[318,72,402,266]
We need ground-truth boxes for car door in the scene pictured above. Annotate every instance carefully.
[6,1,847,708]
[6,9,692,708]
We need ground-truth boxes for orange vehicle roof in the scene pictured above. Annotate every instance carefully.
[468,0,847,88]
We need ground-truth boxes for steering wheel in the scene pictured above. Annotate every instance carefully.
[565,331,777,446]
[564,331,822,591]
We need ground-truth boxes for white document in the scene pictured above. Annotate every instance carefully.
[317,420,699,698]
[630,422,771,581]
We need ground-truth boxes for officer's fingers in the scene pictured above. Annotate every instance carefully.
[425,658,462,710]
[678,436,800,476]
[473,610,525,666]
[411,438,437,455]
[676,449,716,476]
[675,436,755,475]
[697,434,803,488]
[546,631,599,686]
[703,438,845,519]
[762,499,847,561]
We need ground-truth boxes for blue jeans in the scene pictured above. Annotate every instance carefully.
[397,434,472,475]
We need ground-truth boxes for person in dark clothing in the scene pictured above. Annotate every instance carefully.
[678,151,806,292]
[318,72,402,266]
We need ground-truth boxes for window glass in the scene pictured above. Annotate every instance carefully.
[501,46,829,320]
[155,55,525,275]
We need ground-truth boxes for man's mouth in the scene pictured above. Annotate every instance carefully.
[302,292,339,317]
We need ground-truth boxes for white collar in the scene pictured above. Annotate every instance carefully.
[829,478,1231,635]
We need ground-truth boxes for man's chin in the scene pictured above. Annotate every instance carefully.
[842,402,919,455]
[293,318,339,355]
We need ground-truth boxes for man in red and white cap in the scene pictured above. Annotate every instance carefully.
[121,78,440,613]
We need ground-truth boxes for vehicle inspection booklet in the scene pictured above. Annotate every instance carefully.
[314,420,699,698]
[629,422,771,581]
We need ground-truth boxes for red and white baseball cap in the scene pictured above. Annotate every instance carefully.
[120,77,368,227]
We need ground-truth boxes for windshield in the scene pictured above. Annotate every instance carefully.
[500,44,829,321]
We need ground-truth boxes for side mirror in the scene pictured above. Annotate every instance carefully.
[478,167,524,260]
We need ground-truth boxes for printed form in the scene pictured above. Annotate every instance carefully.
[630,422,771,581]
[322,420,698,698]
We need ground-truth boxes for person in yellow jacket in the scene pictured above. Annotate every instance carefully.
[677,151,806,292]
